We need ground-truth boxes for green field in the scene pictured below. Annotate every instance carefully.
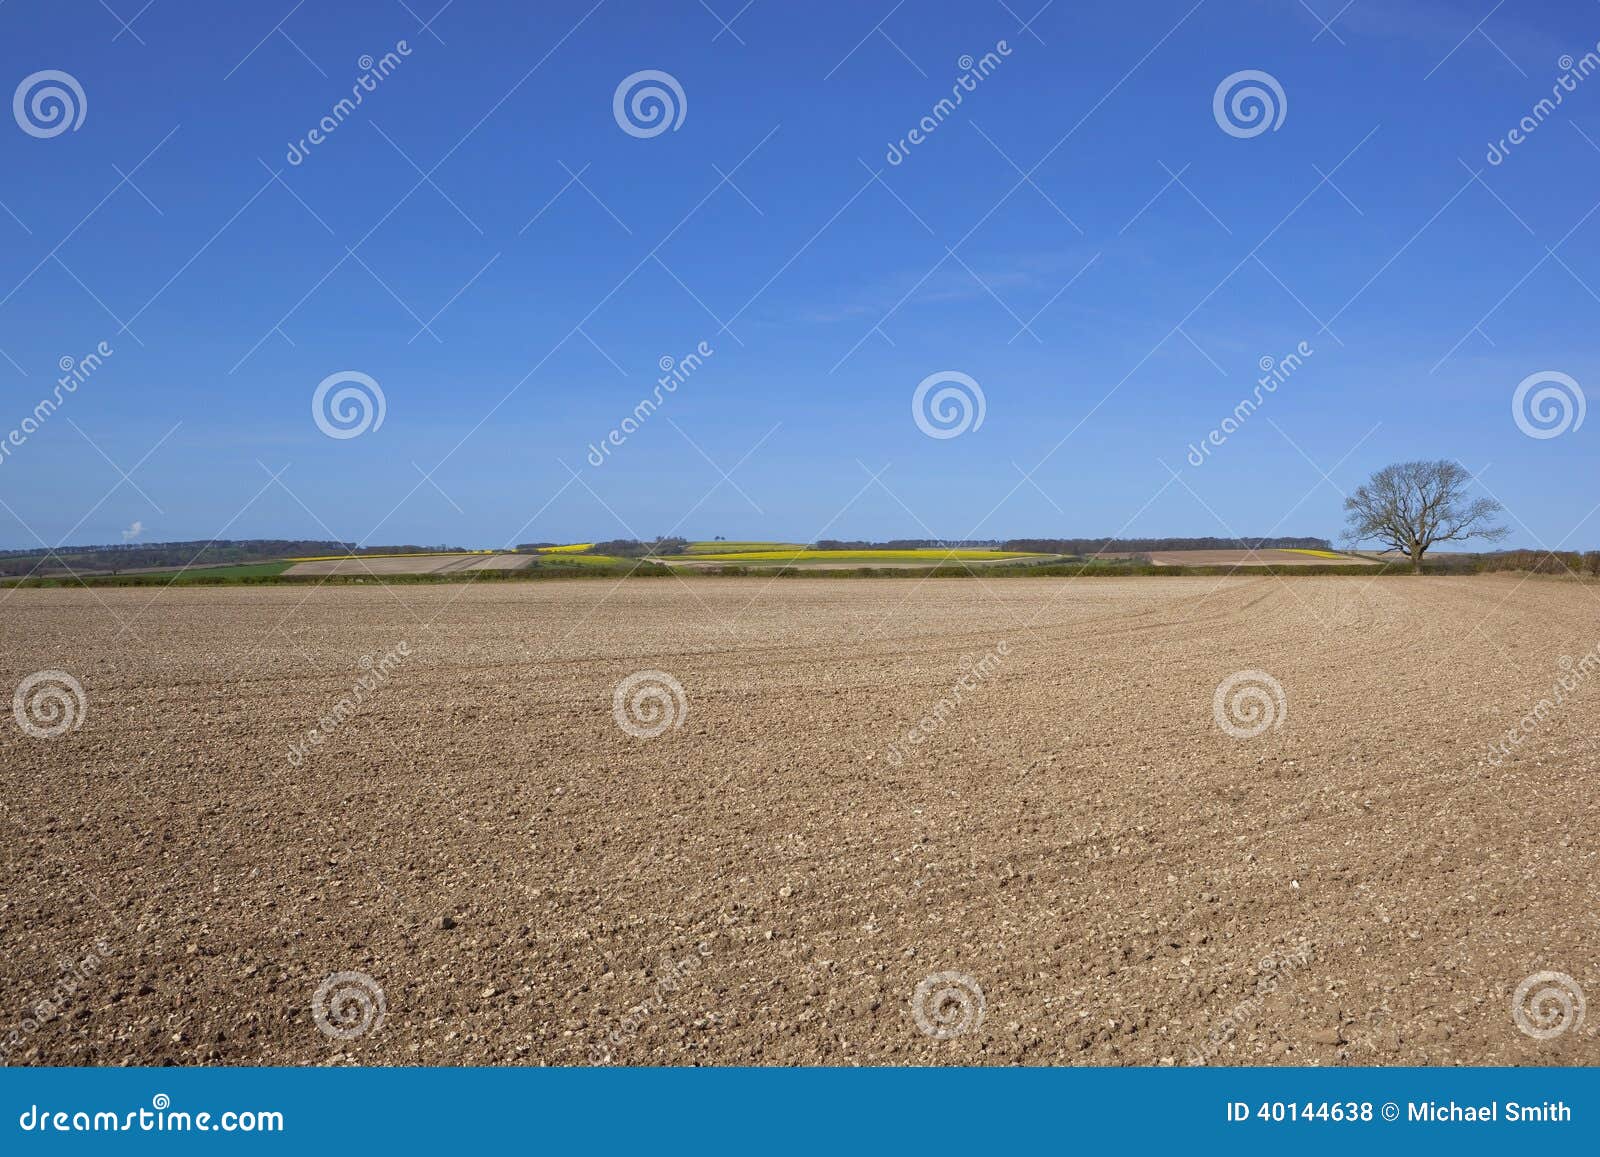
[5,560,295,587]
[166,561,295,579]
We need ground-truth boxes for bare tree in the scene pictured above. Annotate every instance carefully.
[1342,459,1508,571]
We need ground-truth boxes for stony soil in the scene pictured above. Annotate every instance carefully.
[2,575,1596,1066]
[282,554,529,577]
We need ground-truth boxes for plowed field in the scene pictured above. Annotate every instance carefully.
[3,576,1595,1066]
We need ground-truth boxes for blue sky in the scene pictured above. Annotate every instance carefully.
[1,0,1596,550]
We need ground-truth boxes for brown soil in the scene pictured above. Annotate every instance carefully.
[1,576,1595,1066]
[283,554,530,577]
[463,554,536,572]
